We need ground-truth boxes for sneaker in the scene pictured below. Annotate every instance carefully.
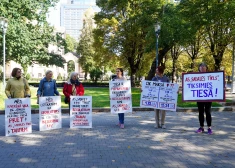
[162,125,166,129]
[120,124,124,129]
[117,122,121,127]
[208,128,213,135]
[195,127,204,133]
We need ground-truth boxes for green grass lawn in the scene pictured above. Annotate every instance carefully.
[0,87,225,110]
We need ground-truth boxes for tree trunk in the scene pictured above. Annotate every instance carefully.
[146,46,171,80]
[213,54,223,71]
[146,59,156,80]
[190,58,195,72]
[84,72,87,80]
[172,60,176,83]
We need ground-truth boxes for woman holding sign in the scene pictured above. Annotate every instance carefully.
[112,68,126,129]
[5,68,31,98]
[152,66,169,129]
[63,72,84,109]
[195,63,213,135]
[37,70,60,104]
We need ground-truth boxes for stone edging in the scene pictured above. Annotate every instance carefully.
[0,106,233,115]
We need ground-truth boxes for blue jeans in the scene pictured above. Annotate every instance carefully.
[118,113,124,124]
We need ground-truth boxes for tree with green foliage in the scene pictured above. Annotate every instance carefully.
[77,8,95,80]
[89,68,102,83]
[65,34,77,53]
[94,0,163,86]
[0,0,65,74]
[179,0,235,70]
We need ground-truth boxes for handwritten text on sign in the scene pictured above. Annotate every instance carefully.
[5,98,32,136]
[109,81,132,114]
[70,96,92,128]
[140,81,179,111]
[39,96,62,131]
[182,71,225,101]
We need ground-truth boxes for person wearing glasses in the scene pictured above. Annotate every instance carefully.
[112,68,126,129]
[5,67,31,98]
[152,66,169,129]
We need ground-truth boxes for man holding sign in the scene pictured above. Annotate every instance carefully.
[182,62,225,135]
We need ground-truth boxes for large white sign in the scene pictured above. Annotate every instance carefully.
[140,80,179,111]
[109,80,132,114]
[182,71,225,102]
[70,96,92,128]
[39,96,62,131]
[5,98,32,136]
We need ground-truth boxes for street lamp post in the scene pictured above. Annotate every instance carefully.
[154,23,161,68]
[232,42,235,93]
[0,17,8,88]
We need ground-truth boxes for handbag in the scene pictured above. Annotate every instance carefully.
[64,97,69,104]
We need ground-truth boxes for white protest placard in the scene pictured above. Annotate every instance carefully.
[182,71,225,102]
[70,96,92,128]
[39,96,62,131]
[5,98,32,136]
[109,80,132,114]
[140,80,179,111]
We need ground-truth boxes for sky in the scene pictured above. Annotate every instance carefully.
[47,0,67,27]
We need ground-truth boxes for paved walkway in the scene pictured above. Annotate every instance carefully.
[0,111,235,168]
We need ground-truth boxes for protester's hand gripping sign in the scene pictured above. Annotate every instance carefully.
[5,98,32,136]
[109,80,132,113]
[182,71,225,102]
[70,96,92,128]
[140,80,179,111]
[39,96,62,131]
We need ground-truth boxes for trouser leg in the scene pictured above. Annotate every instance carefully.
[205,102,212,127]
[155,109,160,126]
[118,113,124,124]
[161,110,166,125]
[197,102,205,127]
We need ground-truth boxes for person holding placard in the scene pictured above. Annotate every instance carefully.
[63,72,84,109]
[37,70,60,101]
[152,66,169,129]
[112,68,126,129]
[195,63,213,135]
[5,68,31,98]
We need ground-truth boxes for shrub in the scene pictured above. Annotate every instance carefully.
[89,68,102,83]
[25,73,31,80]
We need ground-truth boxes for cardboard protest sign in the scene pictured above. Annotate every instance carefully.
[39,96,62,131]
[109,80,132,114]
[182,71,225,102]
[70,96,92,128]
[140,80,179,111]
[5,98,32,136]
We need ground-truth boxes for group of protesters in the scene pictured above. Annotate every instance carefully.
[5,68,84,107]
[5,63,213,134]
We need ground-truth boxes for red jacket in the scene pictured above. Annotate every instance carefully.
[63,82,84,101]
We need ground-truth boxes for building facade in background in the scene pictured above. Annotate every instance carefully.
[60,0,100,40]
